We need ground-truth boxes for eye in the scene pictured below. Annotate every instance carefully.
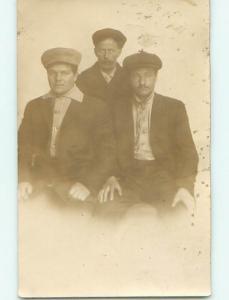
[48,70,55,76]
[131,74,140,80]
[146,71,155,77]
[97,49,105,55]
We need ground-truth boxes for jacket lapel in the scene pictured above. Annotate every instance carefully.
[109,63,122,85]
[94,62,122,86]
[42,97,55,130]
[124,98,135,158]
[57,99,82,134]
[93,63,109,87]
[150,93,165,156]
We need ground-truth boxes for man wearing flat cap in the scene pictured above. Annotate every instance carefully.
[76,28,129,108]
[18,47,115,203]
[98,51,199,215]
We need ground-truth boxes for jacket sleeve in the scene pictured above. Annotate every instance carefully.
[18,102,35,183]
[79,102,116,193]
[173,102,199,195]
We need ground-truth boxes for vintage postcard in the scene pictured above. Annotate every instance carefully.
[18,0,210,297]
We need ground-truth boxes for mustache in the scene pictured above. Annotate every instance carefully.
[137,85,150,88]
[100,59,113,63]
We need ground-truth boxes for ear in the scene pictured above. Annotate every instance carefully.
[116,48,122,58]
[94,47,98,58]
[74,71,78,82]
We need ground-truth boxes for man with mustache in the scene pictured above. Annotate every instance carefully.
[98,51,199,215]
[18,47,115,203]
[76,28,129,108]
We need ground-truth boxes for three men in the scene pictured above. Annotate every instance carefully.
[18,47,115,202]
[18,31,199,215]
[76,28,129,107]
[99,51,199,214]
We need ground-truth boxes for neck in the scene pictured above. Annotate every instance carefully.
[134,92,154,103]
[51,86,75,97]
[100,65,117,75]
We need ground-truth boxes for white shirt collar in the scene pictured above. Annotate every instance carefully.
[133,92,155,106]
[42,85,84,102]
[100,66,117,83]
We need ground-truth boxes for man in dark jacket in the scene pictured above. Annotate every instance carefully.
[76,28,129,108]
[18,47,115,202]
[98,51,199,214]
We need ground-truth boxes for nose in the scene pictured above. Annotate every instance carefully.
[103,50,110,60]
[139,76,146,86]
[56,72,63,81]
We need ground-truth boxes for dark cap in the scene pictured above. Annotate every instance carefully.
[92,28,127,48]
[41,47,82,69]
[123,50,162,71]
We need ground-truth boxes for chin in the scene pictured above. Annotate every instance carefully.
[101,63,114,70]
[53,87,67,95]
[137,91,152,98]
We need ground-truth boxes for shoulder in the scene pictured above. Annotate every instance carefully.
[155,93,185,108]
[155,94,189,123]
[77,63,98,80]
[154,93,187,116]
[23,96,48,112]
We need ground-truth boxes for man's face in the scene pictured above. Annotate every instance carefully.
[130,67,157,100]
[47,63,77,96]
[94,38,122,72]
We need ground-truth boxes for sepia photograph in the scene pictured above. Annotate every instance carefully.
[18,0,210,297]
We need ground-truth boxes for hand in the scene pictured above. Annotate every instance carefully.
[69,182,90,201]
[18,182,33,200]
[98,176,122,203]
[172,188,196,214]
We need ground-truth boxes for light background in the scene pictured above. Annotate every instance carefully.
[0,0,228,299]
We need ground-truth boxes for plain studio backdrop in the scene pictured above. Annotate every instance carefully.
[18,0,210,297]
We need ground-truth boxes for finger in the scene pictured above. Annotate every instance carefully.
[116,183,122,196]
[103,186,110,203]
[98,189,105,203]
[171,196,179,208]
[80,192,89,202]
[21,187,27,200]
[77,192,85,201]
[25,186,31,198]
[69,185,79,197]
[28,185,33,195]
[71,190,80,200]
[23,191,29,201]
[69,187,74,197]
[110,186,115,201]
[171,199,176,208]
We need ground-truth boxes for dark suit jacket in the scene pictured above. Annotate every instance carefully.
[112,93,199,194]
[76,62,129,107]
[18,95,115,194]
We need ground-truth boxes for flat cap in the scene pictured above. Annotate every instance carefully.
[123,51,162,71]
[41,47,82,68]
[92,28,127,48]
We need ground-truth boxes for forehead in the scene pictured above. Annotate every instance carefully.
[47,63,73,72]
[96,38,119,49]
[131,67,156,76]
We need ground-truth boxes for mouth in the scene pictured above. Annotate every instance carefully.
[101,61,112,65]
[138,87,150,91]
